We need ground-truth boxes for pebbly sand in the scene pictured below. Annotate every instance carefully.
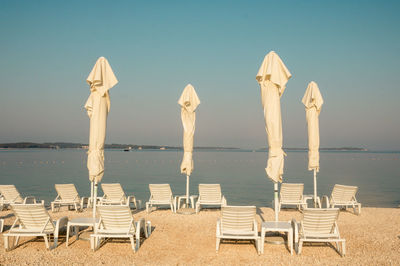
[0,206,399,265]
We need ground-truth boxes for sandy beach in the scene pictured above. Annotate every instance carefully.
[0,206,399,265]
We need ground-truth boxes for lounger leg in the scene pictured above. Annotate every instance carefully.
[44,235,50,249]
[342,241,346,257]
[51,202,54,212]
[146,202,150,214]
[14,236,20,247]
[216,237,220,251]
[4,235,10,250]
[130,236,136,253]
[298,239,303,255]
[255,237,259,254]
[90,236,94,250]
[53,232,58,249]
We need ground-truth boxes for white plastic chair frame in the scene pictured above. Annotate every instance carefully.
[196,184,227,214]
[146,184,176,213]
[90,205,149,252]
[3,203,68,251]
[0,185,37,208]
[323,184,361,215]
[216,206,259,253]
[51,184,87,212]
[100,183,140,209]
[279,183,307,211]
[292,208,345,257]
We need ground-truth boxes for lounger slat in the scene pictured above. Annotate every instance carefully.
[0,185,24,203]
[101,183,126,202]
[55,184,80,202]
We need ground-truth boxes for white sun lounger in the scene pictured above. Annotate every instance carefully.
[100,183,140,209]
[146,184,176,213]
[279,183,308,211]
[51,184,87,212]
[3,203,68,251]
[216,205,260,253]
[196,184,227,214]
[323,184,361,215]
[292,208,345,256]
[90,205,149,252]
[0,185,38,208]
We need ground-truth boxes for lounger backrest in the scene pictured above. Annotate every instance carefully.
[11,203,54,232]
[55,184,80,201]
[0,185,23,203]
[302,208,339,235]
[149,184,172,201]
[199,184,222,202]
[331,184,358,203]
[97,205,134,232]
[221,206,256,233]
[280,183,304,202]
[102,183,126,201]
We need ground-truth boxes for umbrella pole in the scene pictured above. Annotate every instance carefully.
[93,181,98,219]
[274,182,279,221]
[186,175,190,207]
[90,181,94,208]
[313,169,317,208]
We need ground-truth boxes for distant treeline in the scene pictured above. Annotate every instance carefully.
[0,142,240,151]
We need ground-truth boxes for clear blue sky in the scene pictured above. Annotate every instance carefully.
[0,0,399,150]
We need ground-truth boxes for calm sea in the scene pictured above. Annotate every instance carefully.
[0,149,399,208]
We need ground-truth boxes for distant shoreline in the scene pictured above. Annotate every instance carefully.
[0,142,370,152]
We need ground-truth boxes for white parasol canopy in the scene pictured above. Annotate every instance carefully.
[302,81,323,207]
[178,84,200,207]
[85,56,118,218]
[256,51,291,221]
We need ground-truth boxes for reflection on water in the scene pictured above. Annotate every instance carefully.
[0,150,399,207]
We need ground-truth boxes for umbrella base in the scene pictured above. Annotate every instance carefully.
[176,207,196,215]
[265,233,286,244]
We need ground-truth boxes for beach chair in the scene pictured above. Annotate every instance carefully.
[51,184,87,212]
[216,205,260,253]
[196,184,227,214]
[146,184,176,213]
[0,185,37,208]
[100,183,140,209]
[322,184,361,215]
[90,205,149,252]
[3,203,68,251]
[292,208,345,256]
[279,183,308,211]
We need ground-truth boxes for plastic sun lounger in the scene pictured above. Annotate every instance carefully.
[279,183,308,211]
[146,184,176,213]
[323,184,361,215]
[196,184,227,214]
[51,184,87,212]
[3,203,68,251]
[292,208,345,257]
[100,183,140,209]
[216,205,260,254]
[90,205,149,252]
[0,185,38,208]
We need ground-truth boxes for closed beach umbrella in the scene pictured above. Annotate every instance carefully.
[85,57,118,218]
[178,84,200,208]
[302,81,323,207]
[256,51,291,221]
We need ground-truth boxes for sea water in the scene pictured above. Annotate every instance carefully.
[0,149,399,207]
